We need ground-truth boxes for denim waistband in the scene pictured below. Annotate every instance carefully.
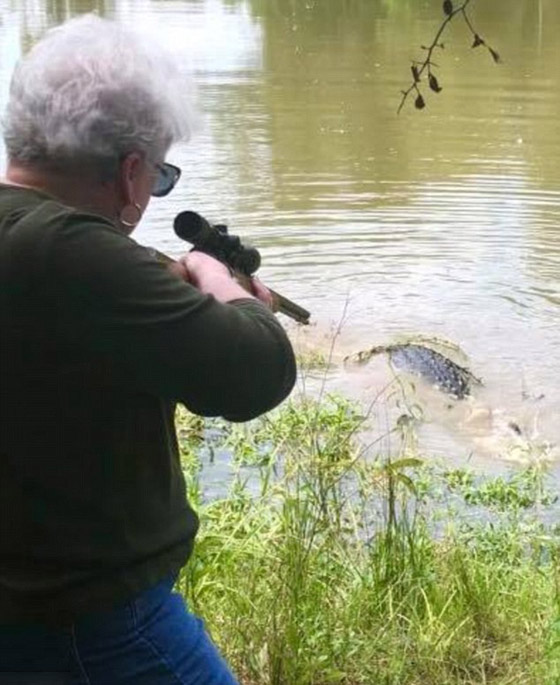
[71,573,178,638]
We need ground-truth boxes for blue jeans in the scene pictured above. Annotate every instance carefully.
[0,575,238,684]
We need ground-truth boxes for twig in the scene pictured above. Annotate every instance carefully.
[397,0,500,114]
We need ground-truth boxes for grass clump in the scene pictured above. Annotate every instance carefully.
[174,398,560,685]
[443,465,558,510]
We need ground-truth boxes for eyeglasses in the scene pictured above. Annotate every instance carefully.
[151,162,182,197]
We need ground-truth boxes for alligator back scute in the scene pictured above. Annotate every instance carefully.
[388,344,479,399]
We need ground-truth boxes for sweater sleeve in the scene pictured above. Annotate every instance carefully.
[45,209,297,422]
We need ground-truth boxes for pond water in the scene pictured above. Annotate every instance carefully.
[1,0,559,473]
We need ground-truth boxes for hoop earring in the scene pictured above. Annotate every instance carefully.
[119,202,142,229]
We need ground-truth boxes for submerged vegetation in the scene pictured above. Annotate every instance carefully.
[174,388,560,685]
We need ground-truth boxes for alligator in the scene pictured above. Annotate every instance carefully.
[343,340,555,453]
[345,342,483,399]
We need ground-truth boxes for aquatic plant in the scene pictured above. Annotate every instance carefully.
[174,391,559,684]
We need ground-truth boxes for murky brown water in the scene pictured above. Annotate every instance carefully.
[1,0,559,470]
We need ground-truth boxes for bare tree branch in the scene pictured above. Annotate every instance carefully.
[397,0,501,114]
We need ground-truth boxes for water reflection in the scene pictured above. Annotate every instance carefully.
[45,0,108,24]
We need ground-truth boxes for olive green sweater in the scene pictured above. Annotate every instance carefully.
[0,185,296,624]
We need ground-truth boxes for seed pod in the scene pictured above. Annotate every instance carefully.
[411,65,420,83]
[489,47,501,63]
[472,34,484,48]
[415,93,426,110]
[429,73,442,93]
[443,0,453,16]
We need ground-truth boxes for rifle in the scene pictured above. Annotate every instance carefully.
[151,211,310,325]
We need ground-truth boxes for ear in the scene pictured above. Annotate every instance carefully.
[115,152,144,206]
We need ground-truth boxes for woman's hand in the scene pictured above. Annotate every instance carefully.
[170,252,274,309]
[174,251,270,307]
[249,276,275,310]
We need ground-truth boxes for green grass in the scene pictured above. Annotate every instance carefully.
[173,395,560,685]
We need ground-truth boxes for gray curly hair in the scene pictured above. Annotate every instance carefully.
[2,14,197,175]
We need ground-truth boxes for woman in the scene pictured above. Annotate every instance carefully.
[0,15,296,684]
